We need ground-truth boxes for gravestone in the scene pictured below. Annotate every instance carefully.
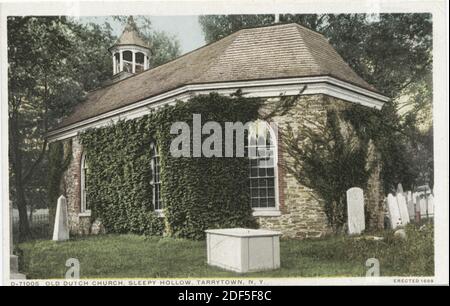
[397,183,404,194]
[52,195,69,241]
[419,197,427,218]
[346,187,365,235]
[406,191,415,221]
[396,193,410,226]
[427,194,434,218]
[387,194,402,229]
[414,194,421,222]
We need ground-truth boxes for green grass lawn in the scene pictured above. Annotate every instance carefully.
[17,223,434,279]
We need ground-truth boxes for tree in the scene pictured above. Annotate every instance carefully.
[8,16,182,241]
[199,15,275,43]
[8,17,114,241]
[9,17,72,240]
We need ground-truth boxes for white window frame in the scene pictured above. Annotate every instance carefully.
[150,143,164,216]
[247,121,281,217]
[79,152,91,217]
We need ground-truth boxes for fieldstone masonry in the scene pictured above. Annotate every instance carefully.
[61,137,92,235]
[255,95,330,238]
[256,95,385,238]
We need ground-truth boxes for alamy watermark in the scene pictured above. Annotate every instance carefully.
[365,258,380,277]
[169,114,277,166]
[65,258,80,279]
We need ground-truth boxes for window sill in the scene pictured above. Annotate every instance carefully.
[252,210,282,217]
[79,211,92,218]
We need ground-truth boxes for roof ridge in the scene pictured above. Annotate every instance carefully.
[292,24,322,74]
[194,29,244,83]
[237,22,326,37]
[290,23,326,38]
[295,24,374,90]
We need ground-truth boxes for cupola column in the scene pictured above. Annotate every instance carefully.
[119,50,124,72]
[112,53,116,74]
[132,51,136,74]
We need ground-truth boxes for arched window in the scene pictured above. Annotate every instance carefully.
[151,144,163,211]
[247,121,279,210]
[80,152,90,213]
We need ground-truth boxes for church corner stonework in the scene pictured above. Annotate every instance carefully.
[60,137,92,235]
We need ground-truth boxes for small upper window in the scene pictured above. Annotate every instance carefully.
[122,50,132,62]
[135,52,145,64]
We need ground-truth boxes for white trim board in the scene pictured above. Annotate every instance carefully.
[47,76,389,142]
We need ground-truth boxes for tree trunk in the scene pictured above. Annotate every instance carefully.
[13,150,32,241]
[10,112,32,241]
[16,180,31,241]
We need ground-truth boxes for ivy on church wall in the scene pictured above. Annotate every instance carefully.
[79,93,262,239]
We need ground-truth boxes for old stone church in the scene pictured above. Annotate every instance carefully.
[47,17,389,238]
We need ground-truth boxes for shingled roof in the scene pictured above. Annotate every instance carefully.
[56,23,380,129]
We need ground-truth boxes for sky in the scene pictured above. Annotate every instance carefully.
[79,16,206,54]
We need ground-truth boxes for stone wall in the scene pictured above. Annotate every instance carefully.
[60,137,92,235]
[255,95,331,238]
[255,94,385,238]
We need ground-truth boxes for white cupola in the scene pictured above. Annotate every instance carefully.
[109,16,151,81]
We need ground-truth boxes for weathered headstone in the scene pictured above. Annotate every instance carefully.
[427,194,434,218]
[396,193,410,226]
[419,196,427,218]
[397,183,404,194]
[414,194,421,222]
[387,194,402,229]
[346,187,365,235]
[53,195,69,241]
[406,191,415,221]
